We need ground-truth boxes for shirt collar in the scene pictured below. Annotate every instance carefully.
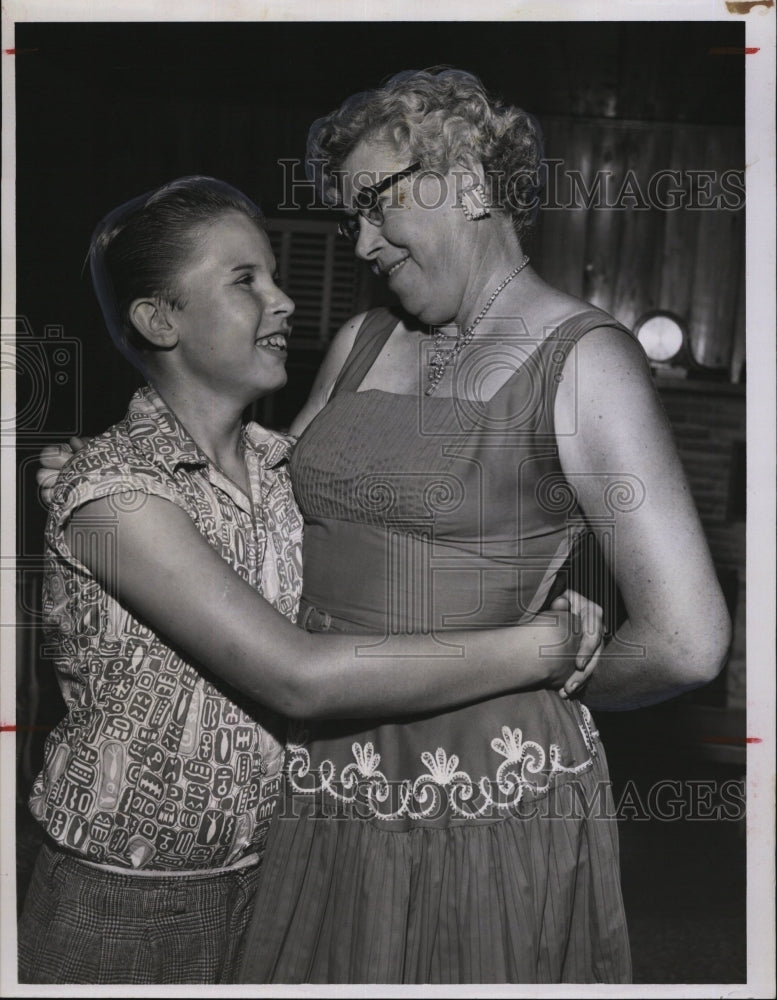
[243,421,296,469]
[125,385,209,475]
[126,385,296,477]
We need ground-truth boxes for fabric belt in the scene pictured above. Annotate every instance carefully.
[72,852,262,877]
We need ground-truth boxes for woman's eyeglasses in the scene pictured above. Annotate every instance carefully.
[337,162,422,243]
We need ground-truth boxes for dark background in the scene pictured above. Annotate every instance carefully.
[14,19,747,547]
[14,20,745,424]
[14,20,747,983]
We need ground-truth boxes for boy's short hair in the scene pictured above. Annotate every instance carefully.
[89,176,265,366]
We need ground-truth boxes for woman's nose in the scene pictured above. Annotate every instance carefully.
[353,217,385,261]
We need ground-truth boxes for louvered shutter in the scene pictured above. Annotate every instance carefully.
[263,218,368,347]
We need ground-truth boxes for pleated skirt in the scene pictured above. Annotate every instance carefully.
[239,744,631,984]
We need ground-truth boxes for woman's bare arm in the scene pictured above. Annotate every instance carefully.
[65,494,601,720]
[555,328,732,710]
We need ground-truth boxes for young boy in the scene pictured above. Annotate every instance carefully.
[19,177,301,983]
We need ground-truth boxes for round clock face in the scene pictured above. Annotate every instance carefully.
[636,313,685,362]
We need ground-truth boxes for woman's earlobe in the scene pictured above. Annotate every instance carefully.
[451,159,489,217]
[459,183,491,221]
[129,298,179,349]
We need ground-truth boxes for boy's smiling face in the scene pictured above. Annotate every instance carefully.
[170,211,295,402]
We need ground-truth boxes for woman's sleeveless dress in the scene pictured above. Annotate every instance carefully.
[239,307,633,984]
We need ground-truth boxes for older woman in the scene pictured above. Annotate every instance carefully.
[237,69,731,984]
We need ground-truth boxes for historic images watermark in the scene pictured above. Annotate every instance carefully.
[2,315,82,444]
[274,775,746,824]
[276,159,746,214]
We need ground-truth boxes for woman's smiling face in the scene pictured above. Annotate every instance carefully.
[340,139,481,327]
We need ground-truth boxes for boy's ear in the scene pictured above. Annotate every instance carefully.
[129,298,179,349]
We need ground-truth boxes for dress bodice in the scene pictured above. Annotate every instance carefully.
[290,307,628,633]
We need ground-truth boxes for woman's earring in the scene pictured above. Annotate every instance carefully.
[459,183,490,221]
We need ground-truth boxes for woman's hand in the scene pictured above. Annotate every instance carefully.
[36,436,88,506]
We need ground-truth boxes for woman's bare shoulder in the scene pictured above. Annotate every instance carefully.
[537,284,614,330]
[289,313,367,436]
[324,310,370,368]
[530,283,641,367]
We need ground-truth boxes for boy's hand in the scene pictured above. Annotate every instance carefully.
[549,589,604,699]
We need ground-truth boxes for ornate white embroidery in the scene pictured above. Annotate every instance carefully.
[577,703,600,756]
[285,708,599,822]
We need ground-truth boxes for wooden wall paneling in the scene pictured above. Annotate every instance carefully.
[689,128,745,369]
[724,129,746,374]
[581,123,624,314]
[532,116,559,289]
[536,118,593,300]
[526,120,547,279]
[609,124,673,331]
[729,244,746,383]
[657,126,706,326]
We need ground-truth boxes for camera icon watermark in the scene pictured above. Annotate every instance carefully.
[1,316,82,441]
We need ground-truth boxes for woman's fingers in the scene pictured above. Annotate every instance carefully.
[36,469,60,507]
[39,442,74,472]
[35,466,59,489]
[36,441,81,507]
[36,448,68,492]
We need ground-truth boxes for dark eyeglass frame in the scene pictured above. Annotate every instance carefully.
[337,161,423,243]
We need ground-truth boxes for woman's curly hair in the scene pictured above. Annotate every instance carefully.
[306,68,544,239]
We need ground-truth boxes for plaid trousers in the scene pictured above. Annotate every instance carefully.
[18,841,262,984]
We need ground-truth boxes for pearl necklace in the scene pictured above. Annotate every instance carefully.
[425,255,530,396]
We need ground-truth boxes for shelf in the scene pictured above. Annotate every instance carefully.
[654,376,746,397]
